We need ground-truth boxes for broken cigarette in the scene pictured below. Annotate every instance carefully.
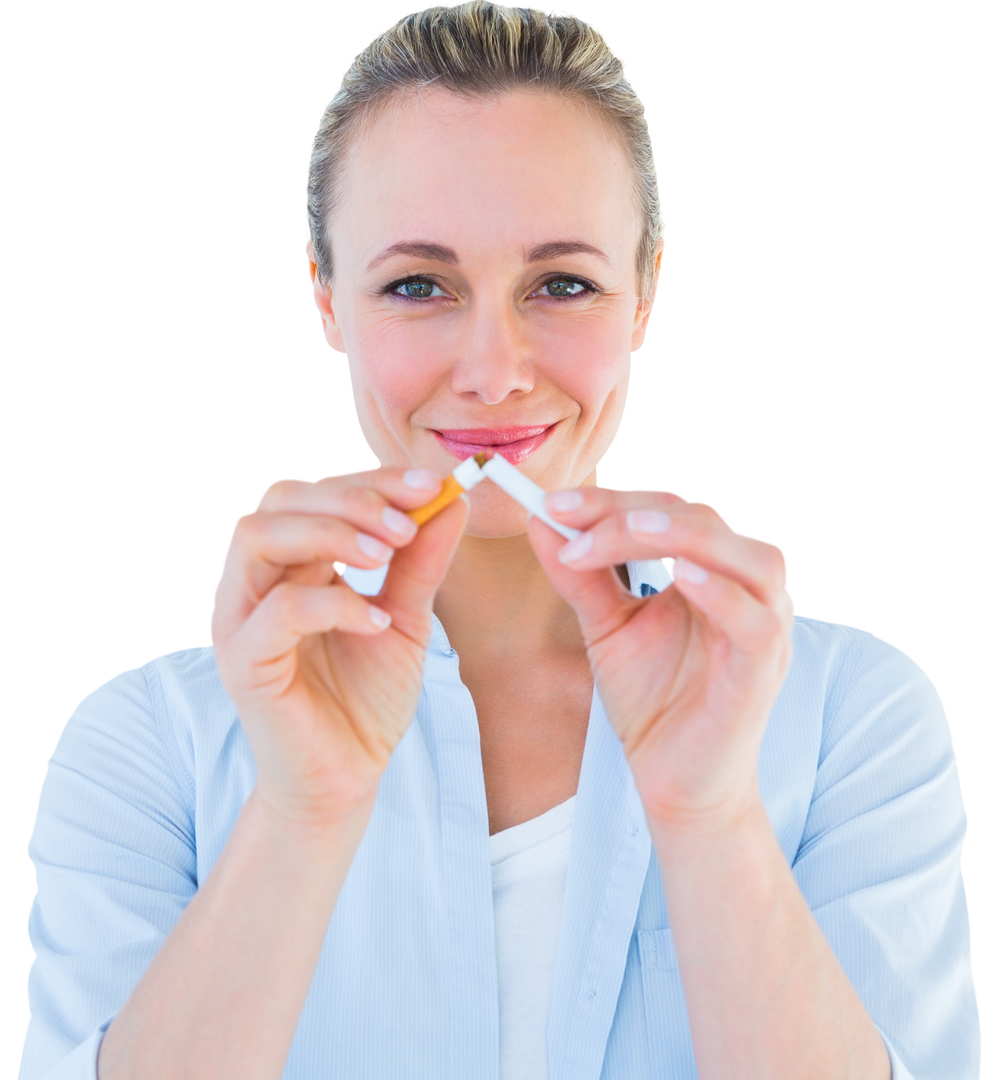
[407,453,487,525]
[408,453,581,541]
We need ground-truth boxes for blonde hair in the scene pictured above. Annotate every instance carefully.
[307,1,662,300]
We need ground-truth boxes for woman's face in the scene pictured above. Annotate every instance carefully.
[314,89,657,537]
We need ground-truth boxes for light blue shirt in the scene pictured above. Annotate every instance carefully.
[20,561,978,1079]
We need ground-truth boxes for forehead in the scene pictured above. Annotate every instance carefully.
[331,89,640,270]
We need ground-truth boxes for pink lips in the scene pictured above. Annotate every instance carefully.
[433,425,553,465]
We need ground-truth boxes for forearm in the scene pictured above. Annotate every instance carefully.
[649,796,890,1080]
[97,788,374,1080]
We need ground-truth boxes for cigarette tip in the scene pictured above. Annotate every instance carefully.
[474,452,488,467]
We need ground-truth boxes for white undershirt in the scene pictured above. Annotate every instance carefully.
[490,795,576,1080]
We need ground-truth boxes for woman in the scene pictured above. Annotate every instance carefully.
[20,4,977,1079]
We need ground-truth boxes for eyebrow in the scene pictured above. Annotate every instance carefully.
[366,242,459,270]
[525,240,610,263]
[366,238,610,272]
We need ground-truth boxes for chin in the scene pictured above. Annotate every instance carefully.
[463,487,534,540]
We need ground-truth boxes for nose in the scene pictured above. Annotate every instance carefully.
[449,300,535,405]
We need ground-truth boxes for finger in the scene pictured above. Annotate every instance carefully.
[550,496,786,605]
[259,467,443,517]
[277,561,339,587]
[259,481,424,551]
[379,496,468,637]
[226,581,392,679]
[235,512,394,582]
[545,486,686,528]
[671,558,790,663]
[214,513,397,638]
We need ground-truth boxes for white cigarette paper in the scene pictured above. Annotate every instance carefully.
[452,455,486,491]
[409,453,581,540]
[481,455,581,541]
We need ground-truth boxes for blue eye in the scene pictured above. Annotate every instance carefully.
[541,278,588,297]
[392,279,444,299]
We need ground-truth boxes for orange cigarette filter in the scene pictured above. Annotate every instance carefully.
[407,453,487,526]
[408,475,465,525]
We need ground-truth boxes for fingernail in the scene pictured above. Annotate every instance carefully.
[557,531,593,564]
[674,557,708,584]
[382,506,418,539]
[547,489,584,513]
[356,533,393,562]
[627,510,672,535]
[367,605,391,629]
[403,469,438,491]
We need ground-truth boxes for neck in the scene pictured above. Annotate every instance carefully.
[434,531,582,662]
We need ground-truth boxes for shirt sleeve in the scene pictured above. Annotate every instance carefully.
[18,667,198,1080]
[792,632,979,1078]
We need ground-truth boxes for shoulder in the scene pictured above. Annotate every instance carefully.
[760,617,955,856]
[786,616,949,769]
[781,623,976,1076]
[46,647,242,829]
[24,651,236,1078]
[64,644,235,744]
[782,618,963,875]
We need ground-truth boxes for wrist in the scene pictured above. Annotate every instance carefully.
[250,784,378,846]
[644,781,766,843]
[647,790,783,904]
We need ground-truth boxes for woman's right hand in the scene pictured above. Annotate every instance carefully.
[211,468,467,827]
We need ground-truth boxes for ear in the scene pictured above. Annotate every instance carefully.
[307,241,346,353]
[631,238,664,351]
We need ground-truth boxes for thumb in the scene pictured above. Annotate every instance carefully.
[528,516,637,646]
[379,496,468,632]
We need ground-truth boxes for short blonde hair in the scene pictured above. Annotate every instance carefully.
[307,1,662,300]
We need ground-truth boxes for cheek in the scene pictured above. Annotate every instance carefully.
[529,310,632,484]
[531,310,631,417]
[345,313,453,427]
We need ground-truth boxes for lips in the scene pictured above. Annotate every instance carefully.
[432,425,553,465]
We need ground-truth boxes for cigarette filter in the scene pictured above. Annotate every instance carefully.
[407,454,485,525]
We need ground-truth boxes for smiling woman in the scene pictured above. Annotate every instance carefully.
[18,4,978,1080]
[312,87,647,540]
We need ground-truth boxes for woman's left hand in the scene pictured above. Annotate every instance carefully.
[529,488,794,827]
